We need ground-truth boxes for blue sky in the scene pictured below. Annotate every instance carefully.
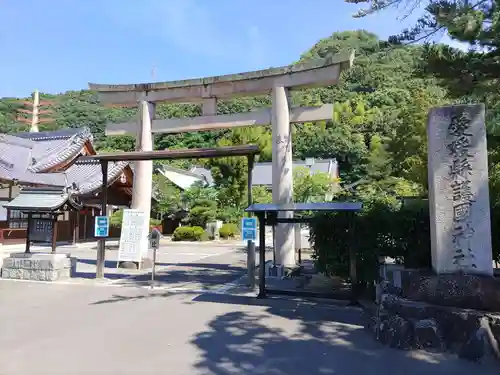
[0,0,463,98]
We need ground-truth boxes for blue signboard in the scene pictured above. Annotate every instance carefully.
[241,217,257,242]
[242,217,257,230]
[94,216,109,238]
[242,228,256,241]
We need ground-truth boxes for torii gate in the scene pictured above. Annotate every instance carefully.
[89,50,355,270]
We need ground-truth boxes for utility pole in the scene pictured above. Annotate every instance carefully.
[151,65,157,81]
[15,89,54,132]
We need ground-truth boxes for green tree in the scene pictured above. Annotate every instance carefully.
[346,0,500,95]
[152,173,183,216]
[181,182,219,209]
[293,166,336,203]
[207,126,272,207]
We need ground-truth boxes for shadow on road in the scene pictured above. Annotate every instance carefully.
[79,258,244,272]
[187,294,492,375]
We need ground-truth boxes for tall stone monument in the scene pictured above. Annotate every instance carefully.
[427,104,493,276]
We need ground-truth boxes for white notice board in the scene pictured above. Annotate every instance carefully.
[117,209,147,263]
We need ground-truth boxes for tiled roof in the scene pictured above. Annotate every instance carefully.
[68,159,129,195]
[12,128,93,142]
[0,128,129,197]
[159,165,208,190]
[3,187,82,212]
[251,159,337,186]
[27,128,92,172]
[185,159,338,188]
[190,167,214,185]
[0,134,67,186]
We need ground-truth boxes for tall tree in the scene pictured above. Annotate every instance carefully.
[346,0,500,95]
[207,126,272,207]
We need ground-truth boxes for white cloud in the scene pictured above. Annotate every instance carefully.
[438,32,469,52]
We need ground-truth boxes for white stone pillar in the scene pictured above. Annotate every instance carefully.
[271,85,295,267]
[428,104,492,275]
[132,100,155,261]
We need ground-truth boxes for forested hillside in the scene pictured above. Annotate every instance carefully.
[1,30,498,205]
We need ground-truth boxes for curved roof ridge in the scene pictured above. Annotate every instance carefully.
[74,160,128,196]
[28,130,91,172]
[13,127,92,141]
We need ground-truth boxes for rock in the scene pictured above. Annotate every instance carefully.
[380,293,482,346]
[459,330,486,362]
[380,280,403,296]
[118,261,138,270]
[362,306,378,336]
[380,314,413,350]
[413,319,444,350]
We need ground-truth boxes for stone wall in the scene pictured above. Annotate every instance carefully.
[365,278,500,362]
[1,252,76,281]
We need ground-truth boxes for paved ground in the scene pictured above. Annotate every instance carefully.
[0,280,497,375]
[0,241,497,374]
[1,241,249,291]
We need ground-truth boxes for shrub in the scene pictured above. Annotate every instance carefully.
[185,199,217,228]
[172,226,206,241]
[216,207,243,224]
[219,223,239,239]
[310,198,431,289]
[150,218,162,226]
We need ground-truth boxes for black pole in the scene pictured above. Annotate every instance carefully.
[96,160,108,279]
[25,212,32,253]
[257,212,266,298]
[246,154,256,288]
[348,212,358,305]
[247,155,254,207]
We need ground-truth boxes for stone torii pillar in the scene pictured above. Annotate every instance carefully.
[272,85,295,267]
[132,100,155,263]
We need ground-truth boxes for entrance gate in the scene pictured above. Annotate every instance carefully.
[89,51,355,271]
[78,145,259,279]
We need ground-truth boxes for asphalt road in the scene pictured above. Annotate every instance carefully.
[0,280,497,375]
[0,243,498,374]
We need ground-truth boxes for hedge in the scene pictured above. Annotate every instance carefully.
[172,226,209,241]
[310,199,431,288]
[219,223,239,239]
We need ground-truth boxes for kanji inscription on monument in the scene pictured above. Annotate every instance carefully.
[428,104,493,276]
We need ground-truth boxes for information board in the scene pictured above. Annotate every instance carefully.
[29,218,53,243]
[117,209,147,263]
[241,217,257,242]
[94,216,109,238]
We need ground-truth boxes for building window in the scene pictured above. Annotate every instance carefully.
[8,210,29,229]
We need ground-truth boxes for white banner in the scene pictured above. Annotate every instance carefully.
[117,209,148,263]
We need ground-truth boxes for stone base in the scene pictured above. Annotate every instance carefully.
[365,293,500,361]
[118,257,153,270]
[1,253,77,281]
[377,268,500,312]
[403,273,500,312]
[265,263,300,278]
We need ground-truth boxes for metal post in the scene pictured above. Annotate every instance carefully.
[348,212,358,304]
[151,245,157,287]
[247,155,256,289]
[51,215,58,254]
[25,213,32,253]
[96,161,108,279]
[257,213,266,298]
